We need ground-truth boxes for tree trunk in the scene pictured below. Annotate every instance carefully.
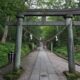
[1,16,9,43]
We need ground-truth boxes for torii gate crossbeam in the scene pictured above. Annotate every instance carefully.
[22,8,80,16]
[8,21,80,26]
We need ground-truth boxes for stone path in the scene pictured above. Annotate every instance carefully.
[18,47,67,80]
[1,46,80,80]
[18,49,39,80]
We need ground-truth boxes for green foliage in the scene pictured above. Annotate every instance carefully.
[21,44,31,57]
[7,27,16,41]
[4,68,23,80]
[0,42,14,67]
[22,26,42,45]
[41,26,56,40]
[0,42,31,68]
[53,45,80,64]
[0,0,26,26]
[64,71,80,80]
[64,0,78,8]
[29,26,42,39]
[0,0,25,16]
[54,46,67,58]
[0,0,26,42]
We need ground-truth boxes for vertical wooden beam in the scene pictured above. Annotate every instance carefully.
[56,26,60,46]
[51,42,53,52]
[14,15,24,70]
[42,16,46,22]
[32,42,35,50]
[66,15,75,73]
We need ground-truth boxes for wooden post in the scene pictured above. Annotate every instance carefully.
[32,42,35,50]
[66,15,75,73]
[14,15,24,70]
[42,16,46,23]
[51,42,53,52]
[56,26,60,46]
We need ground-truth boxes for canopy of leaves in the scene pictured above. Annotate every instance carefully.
[41,26,57,40]
[0,0,26,25]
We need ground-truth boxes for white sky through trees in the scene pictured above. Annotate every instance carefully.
[25,0,79,9]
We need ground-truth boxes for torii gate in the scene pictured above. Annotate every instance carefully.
[13,8,80,73]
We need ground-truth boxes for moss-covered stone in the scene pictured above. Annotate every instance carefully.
[3,68,24,80]
[64,71,80,80]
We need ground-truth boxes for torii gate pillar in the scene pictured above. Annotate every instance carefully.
[14,15,24,70]
[66,15,75,73]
